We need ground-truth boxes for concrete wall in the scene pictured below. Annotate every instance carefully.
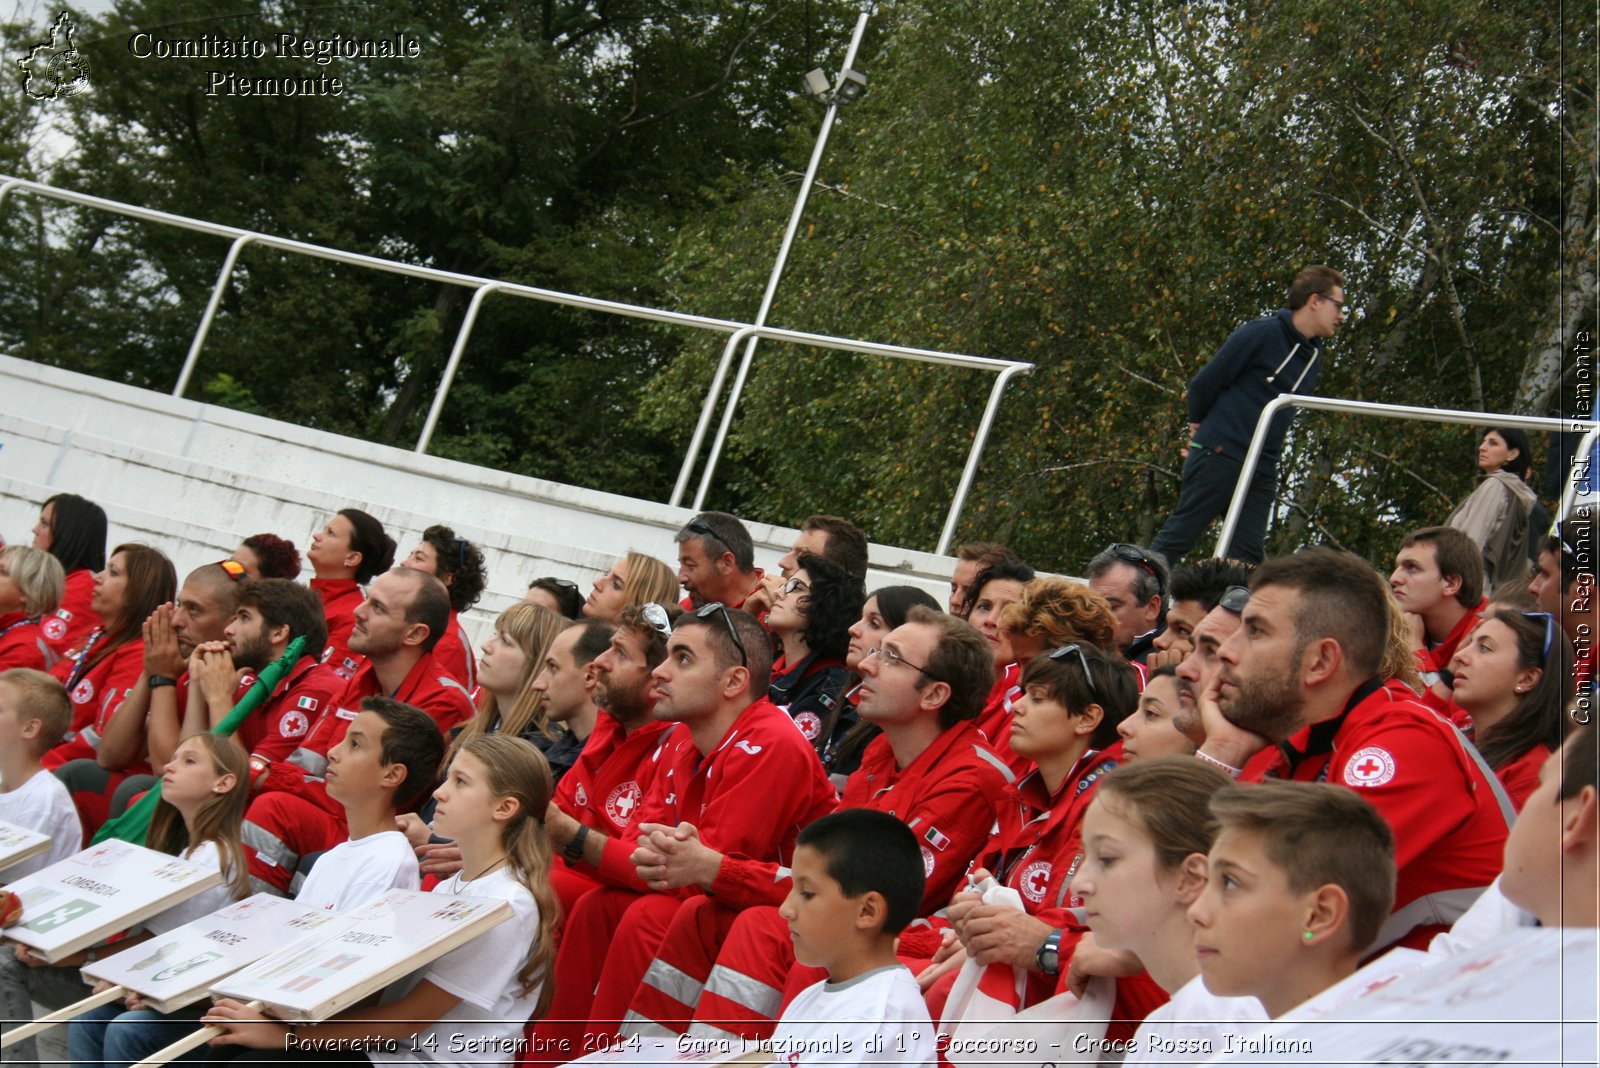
[0,354,957,648]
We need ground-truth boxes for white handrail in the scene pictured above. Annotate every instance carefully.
[1215,396,1584,557]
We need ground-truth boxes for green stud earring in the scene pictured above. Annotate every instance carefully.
[1303,930,1315,942]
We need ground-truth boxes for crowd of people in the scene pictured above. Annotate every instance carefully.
[0,483,1593,1067]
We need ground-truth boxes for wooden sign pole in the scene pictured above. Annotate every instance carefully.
[0,984,126,1048]
[129,999,265,1068]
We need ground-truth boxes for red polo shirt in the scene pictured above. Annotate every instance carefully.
[554,713,674,837]
[0,612,52,671]
[38,568,100,661]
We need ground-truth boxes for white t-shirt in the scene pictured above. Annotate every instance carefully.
[1427,876,1535,958]
[144,841,243,935]
[370,865,542,1067]
[772,965,935,1068]
[295,830,420,911]
[1126,975,1266,1064]
[0,767,82,879]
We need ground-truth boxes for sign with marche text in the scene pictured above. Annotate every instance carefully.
[210,887,510,1022]
[82,893,349,1014]
[0,839,222,964]
[0,818,52,877]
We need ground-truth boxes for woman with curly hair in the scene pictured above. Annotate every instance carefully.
[400,524,488,689]
[231,533,302,580]
[766,552,865,754]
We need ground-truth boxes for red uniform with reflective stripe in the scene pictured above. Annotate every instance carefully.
[1492,742,1550,812]
[311,577,363,667]
[300,651,475,757]
[554,714,673,836]
[430,610,476,690]
[38,569,100,661]
[235,658,349,765]
[1244,678,1508,951]
[0,612,53,671]
[44,637,145,769]
[1417,599,1484,718]
[973,661,1029,776]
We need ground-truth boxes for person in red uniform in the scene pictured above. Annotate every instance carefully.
[633,607,1011,1042]
[1390,525,1486,710]
[397,523,486,690]
[0,546,64,671]
[306,508,395,679]
[181,578,347,769]
[964,560,1034,770]
[1196,547,1510,951]
[240,567,472,893]
[533,605,835,1045]
[673,512,765,610]
[43,544,176,835]
[742,514,870,619]
[30,492,107,660]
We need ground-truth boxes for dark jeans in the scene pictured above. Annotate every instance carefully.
[1150,448,1279,565]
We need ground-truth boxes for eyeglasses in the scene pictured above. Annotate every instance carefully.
[216,559,248,582]
[694,601,747,667]
[640,602,673,637]
[686,518,732,555]
[1522,611,1556,668]
[778,576,810,597]
[1105,543,1165,599]
[1218,586,1251,615]
[1047,643,1102,704]
[873,643,943,682]
[1316,291,1350,316]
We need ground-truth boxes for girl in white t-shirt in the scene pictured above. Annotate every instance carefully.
[1068,756,1266,1064]
[206,733,559,1066]
[58,733,253,1066]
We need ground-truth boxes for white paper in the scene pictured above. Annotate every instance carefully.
[0,818,51,876]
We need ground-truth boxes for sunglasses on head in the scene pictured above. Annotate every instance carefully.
[1105,543,1165,599]
[640,602,672,637]
[1047,643,1102,705]
[687,518,732,555]
[217,559,248,582]
[1218,585,1250,615]
[694,601,747,667]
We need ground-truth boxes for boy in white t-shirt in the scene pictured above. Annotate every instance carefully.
[770,809,935,1068]
[0,668,82,878]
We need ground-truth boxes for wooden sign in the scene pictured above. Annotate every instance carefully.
[210,888,511,1022]
[0,818,52,877]
[82,894,348,1015]
[1,839,222,964]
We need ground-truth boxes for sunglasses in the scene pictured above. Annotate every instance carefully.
[694,601,747,667]
[545,578,579,591]
[217,559,248,582]
[1522,611,1556,668]
[1218,585,1251,615]
[687,518,732,555]
[1105,543,1165,599]
[1047,643,1102,705]
[640,602,673,637]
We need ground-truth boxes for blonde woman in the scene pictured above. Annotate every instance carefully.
[581,552,678,622]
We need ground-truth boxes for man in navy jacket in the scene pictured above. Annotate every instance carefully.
[1151,266,1346,564]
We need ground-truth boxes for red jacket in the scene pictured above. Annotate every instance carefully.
[233,657,350,766]
[44,636,146,770]
[589,698,836,895]
[1493,742,1550,812]
[1417,598,1485,717]
[311,577,364,673]
[430,610,476,691]
[1245,678,1509,951]
[554,713,674,836]
[678,569,765,612]
[288,651,475,777]
[973,661,1030,777]
[0,612,53,671]
[38,568,100,661]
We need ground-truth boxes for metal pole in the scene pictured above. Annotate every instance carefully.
[0,179,22,213]
[1213,397,1575,557]
[936,363,1029,555]
[690,9,872,510]
[416,283,503,454]
[173,234,254,399]
[672,326,760,506]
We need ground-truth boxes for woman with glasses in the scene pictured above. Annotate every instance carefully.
[577,552,679,623]
[1447,428,1539,590]
[30,492,108,661]
[766,553,864,759]
[1448,609,1573,809]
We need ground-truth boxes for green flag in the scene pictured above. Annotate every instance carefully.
[93,636,311,846]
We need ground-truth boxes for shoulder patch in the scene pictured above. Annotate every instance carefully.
[1344,746,1397,788]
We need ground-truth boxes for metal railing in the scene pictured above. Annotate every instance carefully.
[0,175,1032,555]
[1216,396,1596,557]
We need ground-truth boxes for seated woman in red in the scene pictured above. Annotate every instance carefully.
[0,546,65,671]
[30,492,107,660]
[306,508,396,677]
[1448,608,1572,809]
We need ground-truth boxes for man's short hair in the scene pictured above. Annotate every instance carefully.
[801,515,870,582]
[362,696,446,812]
[1085,544,1170,608]
[238,578,328,656]
[796,809,925,935]
[0,668,71,758]
[1560,722,1598,801]
[675,511,755,573]
[569,619,616,666]
[676,606,774,697]
[1287,265,1346,311]
[1018,644,1137,750]
[1550,512,1597,590]
[616,602,681,669]
[0,545,64,618]
[904,605,994,729]
[1399,526,1483,608]
[388,567,451,653]
[188,562,247,616]
[1169,558,1256,612]
[420,524,487,614]
[1250,547,1390,679]
[958,541,1021,567]
[1209,781,1396,953]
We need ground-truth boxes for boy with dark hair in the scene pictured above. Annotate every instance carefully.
[1390,526,1486,706]
[1189,780,1396,1018]
[771,809,935,1066]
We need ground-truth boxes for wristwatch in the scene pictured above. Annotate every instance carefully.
[564,824,590,864]
[148,675,177,689]
[1036,929,1063,977]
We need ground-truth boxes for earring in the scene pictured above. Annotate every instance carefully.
[1302,930,1315,942]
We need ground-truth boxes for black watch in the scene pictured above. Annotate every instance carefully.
[148,675,178,689]
[1036,929,1063,977]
